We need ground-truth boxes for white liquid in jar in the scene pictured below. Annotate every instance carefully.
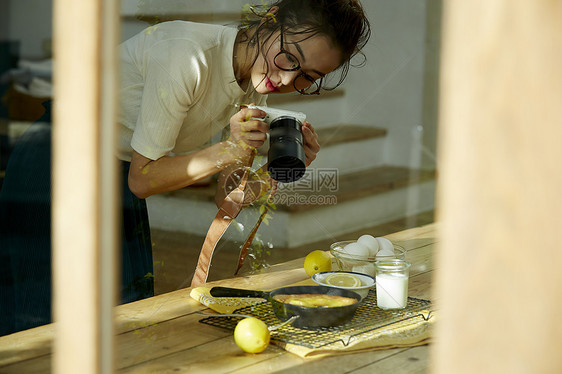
[376,273,408,309]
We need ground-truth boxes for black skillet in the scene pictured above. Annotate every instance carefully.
[209,285,362,329]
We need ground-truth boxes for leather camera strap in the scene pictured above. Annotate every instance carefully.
[190,154,254,287]
[191,152,279,286]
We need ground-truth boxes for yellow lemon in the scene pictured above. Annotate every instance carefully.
[325,273,362,288]
[304,250,332,277]
[234,317,270,353]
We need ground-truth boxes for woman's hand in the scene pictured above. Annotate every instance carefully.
[229,106,269,149]
[302,121,320,166]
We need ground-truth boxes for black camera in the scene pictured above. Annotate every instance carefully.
[248,105,307,183]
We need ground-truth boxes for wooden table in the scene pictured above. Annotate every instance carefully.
[0,223,437,373]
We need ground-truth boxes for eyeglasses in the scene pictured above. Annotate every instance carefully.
[273,28,323,95]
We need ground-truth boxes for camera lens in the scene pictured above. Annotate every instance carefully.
[268,116,306,183]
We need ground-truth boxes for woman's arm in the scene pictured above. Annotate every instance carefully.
[128,141,251,199]
[128,106,268,199]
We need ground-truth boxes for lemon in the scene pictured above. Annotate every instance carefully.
[234,317,270,353]
[324,273,362,288]
[304,250,332,277]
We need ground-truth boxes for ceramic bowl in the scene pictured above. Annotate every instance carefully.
[312,271,375,300]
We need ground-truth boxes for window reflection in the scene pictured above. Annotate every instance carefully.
[0,0,54,336]
[0,0,439,337]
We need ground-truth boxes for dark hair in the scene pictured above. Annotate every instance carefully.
[239,0,371,90]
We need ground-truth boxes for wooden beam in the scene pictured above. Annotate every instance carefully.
[52,0,120,373]
[433,0,562,373]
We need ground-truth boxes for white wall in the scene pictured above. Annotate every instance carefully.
[343,0,433,168]
[120,0,251,42]
[0,0,11,39]
[4,0,53,59]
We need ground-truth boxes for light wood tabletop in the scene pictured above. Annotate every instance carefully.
[0,223,437,373]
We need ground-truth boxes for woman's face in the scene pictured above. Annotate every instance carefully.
[250,31,343,95]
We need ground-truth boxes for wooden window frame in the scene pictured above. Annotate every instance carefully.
[52,0,120,372]
[433,1,562,373]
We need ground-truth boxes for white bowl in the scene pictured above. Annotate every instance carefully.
[312,271,375,300]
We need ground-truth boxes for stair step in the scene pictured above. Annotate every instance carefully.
[275,165,436,212]
[125,12,243,25]
[163,165,435,211]
[316,125,387,148]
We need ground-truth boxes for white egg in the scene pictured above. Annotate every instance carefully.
[342,242,370,258]
[376,237,394,252]
[357,234,379,257]
[352,264,375,277]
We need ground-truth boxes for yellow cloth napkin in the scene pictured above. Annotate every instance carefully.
[279,311,434,358]
[190,287,264,314]
[191,286,434,358]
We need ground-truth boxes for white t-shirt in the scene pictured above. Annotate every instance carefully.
[117,21,267,161]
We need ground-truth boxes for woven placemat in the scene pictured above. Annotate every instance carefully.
[199,289,432,349]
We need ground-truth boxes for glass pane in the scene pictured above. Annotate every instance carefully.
[0,1,440,369]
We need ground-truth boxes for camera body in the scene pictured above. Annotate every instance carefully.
[247,105,307,125]
[248,105,307,183]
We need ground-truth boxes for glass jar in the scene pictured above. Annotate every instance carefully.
[374,259,411,309]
